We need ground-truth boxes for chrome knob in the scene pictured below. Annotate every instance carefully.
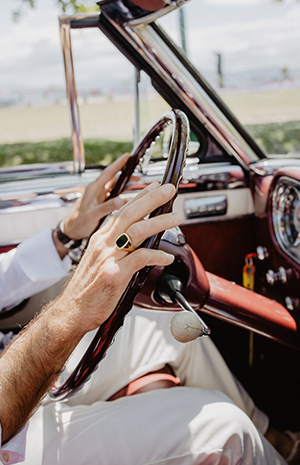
[256,246,269,261]
[278,266,288,284]
[285,296,294,312]
[266,267,287,285]
[266,269,275,286]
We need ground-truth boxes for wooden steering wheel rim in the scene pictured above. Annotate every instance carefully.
[50,109,189,401]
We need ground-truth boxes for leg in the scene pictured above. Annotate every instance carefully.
[170,327,269,435]
[61,306,267,435]
[26,388,287,465]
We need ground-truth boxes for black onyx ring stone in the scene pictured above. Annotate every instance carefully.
[115,233,136,252]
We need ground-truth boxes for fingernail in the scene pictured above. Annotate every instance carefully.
[165,253,175,263]
[148,181,160,191]
[172,212,181,223]
[114,197,125,208]
[161,184,174,195]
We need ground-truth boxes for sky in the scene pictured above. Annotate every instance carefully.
[1,0,300,97]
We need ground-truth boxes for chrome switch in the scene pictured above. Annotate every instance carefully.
[184,195,227,219]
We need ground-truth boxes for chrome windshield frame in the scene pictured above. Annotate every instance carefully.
[109,21,264,169]
[59,13,101,174]
[58,2,266,174]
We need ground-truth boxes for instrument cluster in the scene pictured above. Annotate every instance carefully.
[272,177,300,265]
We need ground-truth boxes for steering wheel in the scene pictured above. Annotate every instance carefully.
[49,109,190,401]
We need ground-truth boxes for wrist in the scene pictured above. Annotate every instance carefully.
[63,216,75,239]
[52,221,84,261]
[52,228,69,260]
[45,299,85,350]
[63,217,84,241]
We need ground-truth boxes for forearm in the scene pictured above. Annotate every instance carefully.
[0,301,83,444]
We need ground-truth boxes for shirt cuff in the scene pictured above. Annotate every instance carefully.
[0,424,28,465]
[17,228,72,283]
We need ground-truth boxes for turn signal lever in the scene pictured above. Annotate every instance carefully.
[157,274,211,343]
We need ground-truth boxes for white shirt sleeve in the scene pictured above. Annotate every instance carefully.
[0,423,28,464]
[0,229,72,312]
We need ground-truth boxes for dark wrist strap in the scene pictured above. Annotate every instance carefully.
[55,221,82,250]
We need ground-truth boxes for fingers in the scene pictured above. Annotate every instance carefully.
[104,174,118,194]
[112,183,176,235]
[125,212,181,250]
[117,181,160,211]
[123,249,175,276]
[95,196,126,221]
[105,167,140,192]
[95,153,131,188]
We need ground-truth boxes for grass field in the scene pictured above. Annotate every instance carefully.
[0,87,299,167]
[1,87,300,145]
[221,87,300,125]
[0,96,169,145]
[0,139,133,168]
[0,120,299,168]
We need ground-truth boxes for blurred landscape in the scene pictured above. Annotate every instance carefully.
[1,0,300,168]
[1,84,300,167]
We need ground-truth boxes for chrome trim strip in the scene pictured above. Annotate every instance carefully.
[202,304,274,340]
[144,161,246,187]
[0,162,244,200]
[59,16,86,174]
[60,12,99,22]
[126,6,174,26]
[0,170,102,200]
[0,162,73,183]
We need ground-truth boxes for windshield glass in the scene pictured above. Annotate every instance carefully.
[158,0,300,157]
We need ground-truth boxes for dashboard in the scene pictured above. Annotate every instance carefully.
[272,176,300,265]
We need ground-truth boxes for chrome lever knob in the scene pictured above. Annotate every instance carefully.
[170,311,205,343]
[266,266,288,285]
[256,246,269,261]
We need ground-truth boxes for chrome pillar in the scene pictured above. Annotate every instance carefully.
[178,8,188,55]
[134,68,141,147]
[59,17,85,174]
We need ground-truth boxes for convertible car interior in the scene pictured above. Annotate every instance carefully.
[0,0,299,430]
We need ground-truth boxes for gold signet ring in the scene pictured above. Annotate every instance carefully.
[115,233,136,252]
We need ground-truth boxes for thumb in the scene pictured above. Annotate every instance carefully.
[95,196,126,220]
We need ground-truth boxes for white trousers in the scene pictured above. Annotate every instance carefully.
[25,307,287,465]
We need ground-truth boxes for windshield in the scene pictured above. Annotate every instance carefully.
[158,0,300,157]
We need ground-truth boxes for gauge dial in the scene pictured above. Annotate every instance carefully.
[272,178,300,263]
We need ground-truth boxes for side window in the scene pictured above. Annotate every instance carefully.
[138,72,170,136]
[1,6,240,171]
[1,19,135,169]
[72,28,135,166]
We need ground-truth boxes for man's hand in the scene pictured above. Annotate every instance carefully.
[63,153,131,240]
[56,181,180,335]
[0,182,180,444]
